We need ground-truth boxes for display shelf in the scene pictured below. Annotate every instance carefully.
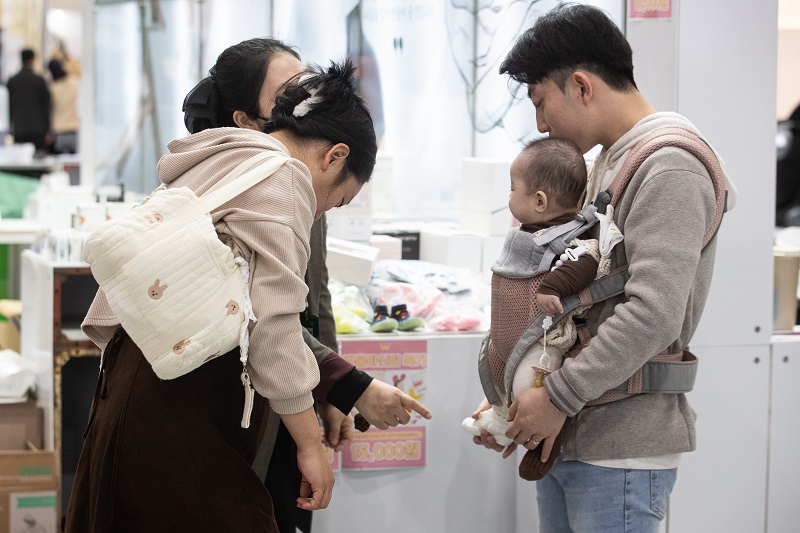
[20,250,100,521]
[0,219,43,245]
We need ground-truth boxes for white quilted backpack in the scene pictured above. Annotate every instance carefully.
[83,152,287,425]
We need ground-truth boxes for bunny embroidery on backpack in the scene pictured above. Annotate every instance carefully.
[148,279,168,300]
[173,340,191,354]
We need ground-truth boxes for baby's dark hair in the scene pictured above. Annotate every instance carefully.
[263,58,377,186]
[518,137,586,209]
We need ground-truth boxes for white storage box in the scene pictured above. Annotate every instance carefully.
[74,203,107,231]
[326,183,372,242]
[25,186,94,230]
[481,234,506,281]
[461,207,518,236]
[460,158,517,236]
[326,237,380,287]
[371,151,394,219]
[419,227,482,273]
[369,234,403,261]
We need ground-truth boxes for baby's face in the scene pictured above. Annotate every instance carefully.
[508,156,548,225]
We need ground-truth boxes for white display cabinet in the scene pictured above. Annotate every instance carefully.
[767,336,800,532]
[314,334,520,533]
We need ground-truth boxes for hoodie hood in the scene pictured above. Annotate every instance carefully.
[156,127,291,186]
[588,112,737,211]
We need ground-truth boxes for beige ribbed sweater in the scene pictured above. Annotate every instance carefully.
[82,128,320,415]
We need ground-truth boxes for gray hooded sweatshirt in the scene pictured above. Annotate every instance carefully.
[544,112,736,461]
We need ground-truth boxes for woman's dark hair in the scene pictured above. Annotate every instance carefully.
[520,137,586,209]
[182,37,300,133]
[499,3,636,92]
[48,59,67,81]
[263,59,377,186]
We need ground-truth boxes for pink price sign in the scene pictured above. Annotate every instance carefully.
[340,338,429,469]
[629,0,672,20]
[340,339,428,370]
[342,427,426,469]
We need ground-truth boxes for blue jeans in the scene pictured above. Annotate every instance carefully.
[536,457,677,533]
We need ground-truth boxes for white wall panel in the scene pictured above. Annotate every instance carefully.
[677,0,777,348]
[668,345,769,533]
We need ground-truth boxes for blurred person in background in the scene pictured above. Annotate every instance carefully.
[48,58,80,154]
[7,48,51,154]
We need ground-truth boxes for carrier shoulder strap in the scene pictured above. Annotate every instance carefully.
[606,125,728,248]
[532,203,601,274]
[492,203,600,278]
[496,126,727,406]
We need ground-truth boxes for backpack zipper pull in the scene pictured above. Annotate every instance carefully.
[241,369,254,429]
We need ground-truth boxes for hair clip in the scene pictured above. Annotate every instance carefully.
[293,72,322,117]
[293,95,323,117]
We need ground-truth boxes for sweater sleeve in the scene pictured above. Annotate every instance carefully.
[81,289,120,353]
[326,367,374,414]
[544,152,717,416]
[228,218,319,415]
[538,255,599,297]
[312,350,373,413]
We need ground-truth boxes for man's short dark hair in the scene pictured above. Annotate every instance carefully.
[519,137,587,209]
[499,3,636,92]
[21,49,35,63]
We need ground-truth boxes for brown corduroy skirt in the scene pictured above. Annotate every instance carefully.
[64,328,278,533]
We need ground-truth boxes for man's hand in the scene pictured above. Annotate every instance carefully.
[536,293,563,316]
[506,387,567,463]
[318,402,353,452]
[354,379,432,429]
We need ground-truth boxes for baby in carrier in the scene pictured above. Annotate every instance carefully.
[463,137,622,476]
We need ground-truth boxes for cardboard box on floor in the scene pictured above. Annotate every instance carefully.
[0,398,58,533]
[0,484,58,533]
[0,452,58,533]
[0,402,43,451]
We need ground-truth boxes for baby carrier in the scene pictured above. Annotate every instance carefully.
[478,126,729,408]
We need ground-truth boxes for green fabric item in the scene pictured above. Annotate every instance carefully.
[397,316,425,332]
[0,171,39,219]
[370,317,398,333]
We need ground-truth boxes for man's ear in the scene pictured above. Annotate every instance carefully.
[232,110,261,131]
[534,191,549,212]
[321,143,351,171]
[572,71,594,104]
